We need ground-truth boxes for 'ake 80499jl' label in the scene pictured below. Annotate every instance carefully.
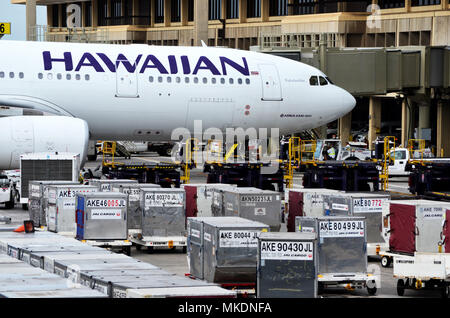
[319,220,365,238]
[260,241,314,260]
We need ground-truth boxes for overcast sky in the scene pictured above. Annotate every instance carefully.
[0,2,47,41]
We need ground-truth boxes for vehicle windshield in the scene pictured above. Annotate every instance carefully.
[391,150,407,160]
[0,178,10,187]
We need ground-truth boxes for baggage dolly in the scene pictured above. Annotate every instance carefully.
[393,252,450,298]
[318,272,379,295]
[130,235,187,253]
[81,239,132,256]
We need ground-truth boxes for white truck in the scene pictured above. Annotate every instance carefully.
[0,173,17,209]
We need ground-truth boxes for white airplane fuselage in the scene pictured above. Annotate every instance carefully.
[0,41,355,141]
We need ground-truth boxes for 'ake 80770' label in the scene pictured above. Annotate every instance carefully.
[260,241,314,260]
[145,193,183,207]
[319,220,364,238]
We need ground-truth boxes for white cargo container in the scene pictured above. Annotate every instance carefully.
[20,152,81,205]
[46,184,99,234]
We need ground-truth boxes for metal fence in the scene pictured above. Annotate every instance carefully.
[29,25,110,43]
[259,32,338,49]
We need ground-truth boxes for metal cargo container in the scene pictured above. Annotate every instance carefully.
[110,275,218,298]
[75,192,128,241]
[28,248,112,269]
[28,180,79,227]
[126,286,237,298]
[0,288,106,298]
[287,188,340,232]
[187,217,269,283]
[112,183,160,231]
[222,188,282,231]
[182,183,236,218]
[257,232,317,298]
[47,185,99,233]
[388,200,450,254]
[322,192,390,244]
[296,216,367,274]
[89,179,138,192]
[140,188,186,237]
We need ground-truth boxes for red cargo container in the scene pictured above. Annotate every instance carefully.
[287,191,303,232]
[444,209,450,253]
[388,203,416,254]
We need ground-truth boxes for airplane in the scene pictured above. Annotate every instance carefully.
[0,40,355,169]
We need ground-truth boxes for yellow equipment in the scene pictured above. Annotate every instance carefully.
[380,136,396,191]
[408,139,426,161]
[180,138,198,184]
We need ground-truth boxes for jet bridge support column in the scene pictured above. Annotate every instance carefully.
[437,100,450,158]
[26,0,37,41]
[194,0,208,46]
[368,97,381,150]
[338,112,352,145]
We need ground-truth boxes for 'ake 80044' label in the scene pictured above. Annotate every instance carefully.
[260,241,314,260]
[219,230,260,248]
[319,220,365,238]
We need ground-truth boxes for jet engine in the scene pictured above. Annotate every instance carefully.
[0,116,89,170]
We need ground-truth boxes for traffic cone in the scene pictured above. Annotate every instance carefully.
[13,225,24,233]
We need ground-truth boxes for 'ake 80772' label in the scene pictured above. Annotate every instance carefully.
[260,241,314,260]
[319,220,364,238]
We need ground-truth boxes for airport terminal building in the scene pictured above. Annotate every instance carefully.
[11,0,450,155]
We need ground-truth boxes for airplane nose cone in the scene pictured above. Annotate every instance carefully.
[341,90,356,114]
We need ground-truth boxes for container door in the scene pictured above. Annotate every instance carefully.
[258,64,282,101]
[184,186,198,221]
[389,203,416,254]
[115,60,139,98]
[415,206,445,253]
[444,210,450,253]
[288,191,303,232]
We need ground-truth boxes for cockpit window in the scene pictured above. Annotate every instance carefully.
[309,76,319,86]
[326,76,334,84]
[319,76,328,86]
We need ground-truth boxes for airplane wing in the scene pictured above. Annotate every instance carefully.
[0,95,74,116]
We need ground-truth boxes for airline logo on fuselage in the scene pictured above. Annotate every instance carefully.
[42,51,250,76]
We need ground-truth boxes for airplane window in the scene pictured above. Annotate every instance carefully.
[238,78,243,84]
[66,74,71,80]
[220,78,225,84]
[9,72,14,79]
[76,74,81,81]
[47,73,53,80]
[229,78,234,84]
[319,76,328,86]
[309,76,318,86]
[194,77,199,84]
[212,78,216,84]
[149,76,154,82]
[185,77,190,83]
[0,72,4,78]
[85,74,90,81]
[19,72,24,79]
[57,73,62,80]
[167,76,172,83]
[202,77,207,84]
[176,77,181,83]
[38,73,43,79]
[326,76,334,84]
[245,78,250,85]
[158,76,163,83]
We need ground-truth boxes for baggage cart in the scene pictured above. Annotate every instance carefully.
[222,187,282,231]
[133,188,186,252]
[112,183,160,234]
[126,286,237,298]
[46,184,98,234]
[257,232,318,298]
[187,217,269,284]
[75,192,128,241]
[296,216,378,295]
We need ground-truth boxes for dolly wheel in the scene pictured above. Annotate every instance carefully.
[397,279,405,297]
[147,246,154,254]
[135,244,142,251]
[442,285,450,299]
[381,256,392,268]
[182,246,187,254]
[367,286,377,296]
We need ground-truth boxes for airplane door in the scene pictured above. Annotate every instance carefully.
[258,64,282,101]
[115,61,139,98]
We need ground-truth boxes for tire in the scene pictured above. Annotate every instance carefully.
[22,203,28,210]
[5,198,14,209]
[135,244,142,251]
[441,285,450,299]
[381,256,392,268]
[182,246,187,254]
[397,279,405,296]
[147,246,154,254]
[367,286,377,296]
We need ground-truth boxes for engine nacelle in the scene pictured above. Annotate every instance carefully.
[0,116,89,170]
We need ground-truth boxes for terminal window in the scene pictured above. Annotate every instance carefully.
[247,0,261,18]
[209,0,222,20]
[378,0,405,8]
[226,0,239,19]
[411,0,440,5]
[269,0,288,16]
